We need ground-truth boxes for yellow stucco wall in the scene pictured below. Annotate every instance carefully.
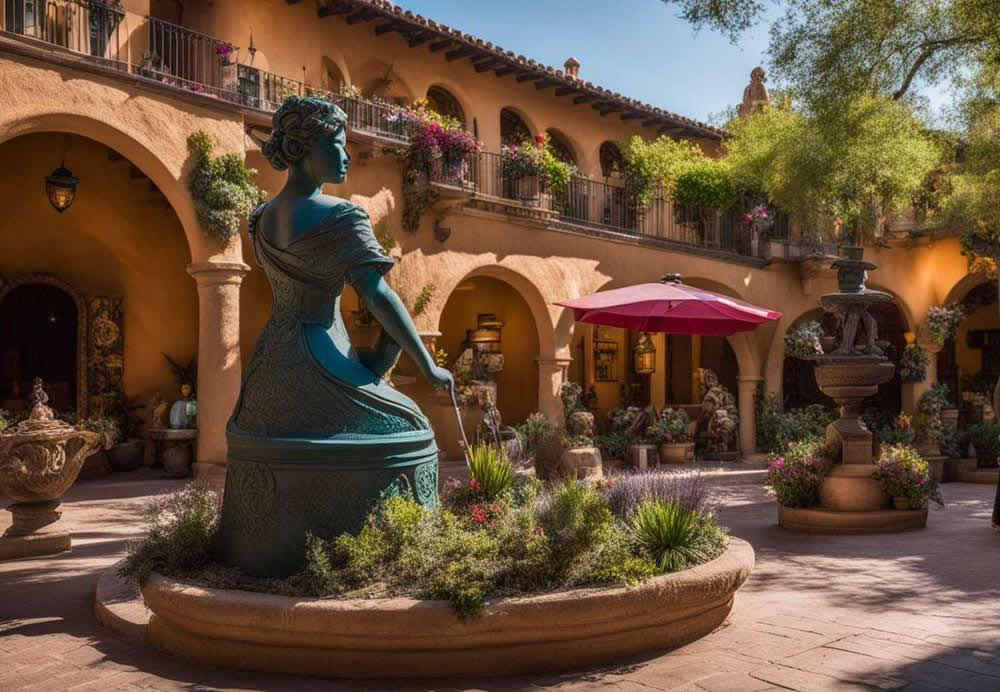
[0,132,198,417]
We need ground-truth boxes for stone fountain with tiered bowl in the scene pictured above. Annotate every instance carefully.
[778,246,929,533]
[0,385,113,559]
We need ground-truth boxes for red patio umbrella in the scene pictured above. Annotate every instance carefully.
[555,274,781,336]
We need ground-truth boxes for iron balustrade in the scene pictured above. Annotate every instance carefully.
[1,0,124,68]
[146,17,236,95]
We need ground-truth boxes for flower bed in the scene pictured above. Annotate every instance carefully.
[128,462,753,677]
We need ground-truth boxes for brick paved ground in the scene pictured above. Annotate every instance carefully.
[2,467,999,691]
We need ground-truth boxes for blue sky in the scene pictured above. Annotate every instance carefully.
[398,0,778,124]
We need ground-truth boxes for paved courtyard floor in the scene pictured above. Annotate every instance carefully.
[2,467,999,691]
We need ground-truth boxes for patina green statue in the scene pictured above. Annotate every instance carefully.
[215,96,452,577]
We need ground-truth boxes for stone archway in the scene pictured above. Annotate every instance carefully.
[0,274,88,417]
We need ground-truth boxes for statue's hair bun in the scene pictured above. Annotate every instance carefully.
[261,96,348,171]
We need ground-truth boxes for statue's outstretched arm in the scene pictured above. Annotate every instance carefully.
[351,266,453,390]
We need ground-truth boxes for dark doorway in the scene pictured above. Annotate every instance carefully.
[0,283,78,414]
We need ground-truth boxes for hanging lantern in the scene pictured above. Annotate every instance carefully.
[45,164,79,213]
[634,332,656,375]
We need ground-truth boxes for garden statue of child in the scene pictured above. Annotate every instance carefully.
[215,96,452,577]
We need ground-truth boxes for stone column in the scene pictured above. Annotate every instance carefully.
[537,357,572,422]
[737,375,763,455]
[186,261,250,486]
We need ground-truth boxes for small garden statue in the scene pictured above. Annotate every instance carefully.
[697,368,739,455]
[25,377,48,412]
[150,396,169,429]
[215,97,452,577]
[561,382,595,446]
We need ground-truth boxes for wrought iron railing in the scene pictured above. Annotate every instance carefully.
[146,17,235,94]
[1,0,124,69]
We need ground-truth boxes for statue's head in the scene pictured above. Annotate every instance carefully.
[750,66,765,83]
[262,96,350,183]
[180,383,193,399]
[32,377,43,391]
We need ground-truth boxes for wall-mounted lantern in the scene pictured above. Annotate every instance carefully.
[468,313,504,374]
[634,332,656,375]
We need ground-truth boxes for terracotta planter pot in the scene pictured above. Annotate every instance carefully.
[659,441,695,464]
[108,438,145,472]
[893,496,927,511]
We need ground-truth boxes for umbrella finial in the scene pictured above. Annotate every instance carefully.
[661,273,682,284]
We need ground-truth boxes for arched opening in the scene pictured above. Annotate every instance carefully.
[546,129,577,166]
[321,56,348,93]
[780,303,907,427]
[599,141,623,179]
[939,280,999,407]
[500,108,532,146]
[0,282,79,415]
[438,276,541,425]
[426,86,466,128]
[0,132,198,428]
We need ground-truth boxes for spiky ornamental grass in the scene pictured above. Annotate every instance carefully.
[466,443,515,500]
[187,131,262,244]
[627,499,727,573]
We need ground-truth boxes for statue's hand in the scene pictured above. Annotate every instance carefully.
[427,365,454,391]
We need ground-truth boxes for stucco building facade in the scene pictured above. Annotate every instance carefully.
[1,0,995,479]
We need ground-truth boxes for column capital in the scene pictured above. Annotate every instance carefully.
[187,261,251,287]
[536,357,573,368]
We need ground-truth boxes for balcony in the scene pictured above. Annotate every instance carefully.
[0,5,786,263]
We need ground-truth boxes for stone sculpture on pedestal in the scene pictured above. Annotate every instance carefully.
[214,97,453,577]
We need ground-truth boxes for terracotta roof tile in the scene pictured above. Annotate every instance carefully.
[329,0,723,138]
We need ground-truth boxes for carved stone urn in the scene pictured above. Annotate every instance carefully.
[0,404,112,559]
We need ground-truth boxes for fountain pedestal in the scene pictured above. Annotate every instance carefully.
[777,248,927,533]
[0,401,111,559]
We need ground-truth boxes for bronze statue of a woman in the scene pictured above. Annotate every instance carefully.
[215,97,452,577]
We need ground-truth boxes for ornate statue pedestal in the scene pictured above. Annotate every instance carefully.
[0,404,111,559]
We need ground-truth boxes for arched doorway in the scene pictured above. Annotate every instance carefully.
[500,107,532,146]
[438,275,541,426]
[781,303,907,426]
[939,280,999,402]
[427,86,465,128]
[0,281,81,415]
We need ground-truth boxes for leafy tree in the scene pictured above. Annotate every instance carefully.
[618,135,703,207]
[723,95,941,241]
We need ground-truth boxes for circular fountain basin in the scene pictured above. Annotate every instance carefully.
[139,538,754,679]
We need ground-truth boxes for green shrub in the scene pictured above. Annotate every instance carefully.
[540,478,614,563]
[516,412,557,456]
[627,499,728,573]
[967,423,1000,457]
[879,413,915,446]
[187,131,262,244]
[119,486,219,584]
[763,440,833,507]
[756,395,834,455]
[466,443,515,500]
[594,431,629,460]
[532,426,570,480]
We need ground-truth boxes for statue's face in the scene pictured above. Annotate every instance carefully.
[180,384,192,398]
[309,126,350,184]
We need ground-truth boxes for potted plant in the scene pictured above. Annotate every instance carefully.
[647,408,694,463]
[104,392,146,472]
[899,344,929,382]
[967,423,1000,468]
[875,444,944,510]
[79,413,120,478]
[784,321,824,359]
[926,305,965,345]
[501,134,575,207]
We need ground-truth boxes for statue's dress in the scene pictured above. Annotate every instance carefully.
[215,201,439,577]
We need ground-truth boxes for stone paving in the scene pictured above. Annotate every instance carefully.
[2,467,999,691]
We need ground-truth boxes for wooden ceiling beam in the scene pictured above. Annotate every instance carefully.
[474,58,501,73]
[535,79,558,90]
[642,118,664,127]
[374,22,401,36]
[445,46,477,61]
[429,38,453,52]
[317,2,353,17]
[554,87,577,96]
[494,66,517,77]
[620,112,644,120]
[345,8,379,24]
[408,31,434,47]
[573,93,598,104]
[515,72,537,82]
